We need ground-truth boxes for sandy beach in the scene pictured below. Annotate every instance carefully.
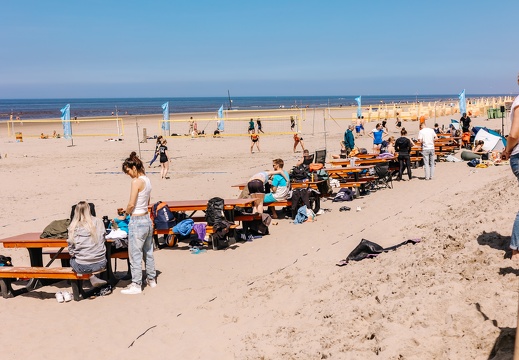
[0,109,517,359]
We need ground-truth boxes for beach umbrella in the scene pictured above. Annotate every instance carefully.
[217,105,224,131]
[161,102,170,133]
[355,96,362,118]
[459,89,467,115]
[60,104,72,140]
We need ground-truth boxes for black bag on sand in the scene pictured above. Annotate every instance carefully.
[206,197,225,226]
[336,238,421,266]
[243,214,271,236]
[212,219,235,250]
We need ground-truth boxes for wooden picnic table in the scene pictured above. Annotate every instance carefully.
[329,158,390,167]
[152,199,255,222]
[0,232,119,289]
[232,180,325,191]
[323,166,374,182]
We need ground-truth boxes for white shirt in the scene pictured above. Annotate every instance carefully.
[418,127,437,150]
[133,175,152,215]
[511,95,519,156]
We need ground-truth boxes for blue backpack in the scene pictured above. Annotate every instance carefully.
[151,201,176,229]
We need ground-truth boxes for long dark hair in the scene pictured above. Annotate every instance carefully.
[122,151,145,175]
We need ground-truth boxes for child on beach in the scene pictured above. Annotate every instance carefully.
[67,201,107,288]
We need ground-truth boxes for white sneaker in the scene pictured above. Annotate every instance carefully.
[146,278,157,288]
[55,291,64,303]
[62,291,73,302]
[121,283,142,295]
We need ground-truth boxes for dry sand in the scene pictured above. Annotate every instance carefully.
[0,111,517,360]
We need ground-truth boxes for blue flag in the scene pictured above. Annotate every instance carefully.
[458,89,466,115]
[355,96,362,118]
[217,105,224,131]
[60,104,71,139]
[161,102,170,131]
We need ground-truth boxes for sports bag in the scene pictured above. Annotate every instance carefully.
[291,164,309,181]
[151,201,176,230]
[206,197,225,226]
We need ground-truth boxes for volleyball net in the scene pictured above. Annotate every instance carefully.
[6,117,124,138]
[159,109,306,138]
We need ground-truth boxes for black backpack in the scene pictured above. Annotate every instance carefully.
[151,201,176,230]
[206,197,225,226]
[291,165,309,181]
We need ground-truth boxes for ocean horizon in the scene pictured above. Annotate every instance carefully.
[0,94,509,120]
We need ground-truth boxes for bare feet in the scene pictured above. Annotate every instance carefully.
[512,250,519,260]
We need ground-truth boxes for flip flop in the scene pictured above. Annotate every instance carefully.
[339,206,351,212]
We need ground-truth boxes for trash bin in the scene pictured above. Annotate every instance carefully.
[495,108,502,118]
[487,109,494,119]
[15,132,23,142]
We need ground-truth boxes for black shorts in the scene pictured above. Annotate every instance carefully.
[247,179,264,194]
[160,156,168,163]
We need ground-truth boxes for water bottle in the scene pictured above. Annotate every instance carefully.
[102,216,110,229]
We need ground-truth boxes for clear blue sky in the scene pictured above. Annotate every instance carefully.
[1,0,517,98]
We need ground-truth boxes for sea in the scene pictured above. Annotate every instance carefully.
[0,95,506,120]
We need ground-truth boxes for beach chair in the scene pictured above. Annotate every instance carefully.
[374,164,393,189]
[303,154,314,165]
[314,149,327,165]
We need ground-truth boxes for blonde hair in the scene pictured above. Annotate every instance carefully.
[68,201,99,244]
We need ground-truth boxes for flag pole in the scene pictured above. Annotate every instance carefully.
[135,117,141,159]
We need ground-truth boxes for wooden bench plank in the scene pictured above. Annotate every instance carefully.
[0,267,91,280]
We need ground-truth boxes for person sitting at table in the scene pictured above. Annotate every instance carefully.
[394,128,415,181]
[297,149,314,165]
[332,142,350,159]
[434,123,442,135]
[67,201,107,288]
[380,137,396,155]
[247,168,290,215]
[264,158,290,219]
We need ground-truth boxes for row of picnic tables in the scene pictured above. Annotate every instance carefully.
[0,198,257,298]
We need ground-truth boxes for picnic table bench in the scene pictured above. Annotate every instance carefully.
[149,199,256,249]
[0,232,119,301]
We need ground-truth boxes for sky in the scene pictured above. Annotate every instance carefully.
[1,0,517,98]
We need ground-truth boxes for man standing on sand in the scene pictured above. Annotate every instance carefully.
[418,123,437,180]
[460,112,471,133]
[343,124,355,155]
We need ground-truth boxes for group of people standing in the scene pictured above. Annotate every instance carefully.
[67,151,156,295]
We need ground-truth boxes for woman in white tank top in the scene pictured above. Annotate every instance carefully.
[120,151,157,295]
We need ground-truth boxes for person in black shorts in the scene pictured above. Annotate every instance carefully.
[256,118,264,133]
[159,139,170,179]
[248,118,255,133]
[250,130,260,153]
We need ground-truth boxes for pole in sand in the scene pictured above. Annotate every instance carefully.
[135,117,142,159]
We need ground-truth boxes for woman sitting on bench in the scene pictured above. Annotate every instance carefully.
[68,201,107,287]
